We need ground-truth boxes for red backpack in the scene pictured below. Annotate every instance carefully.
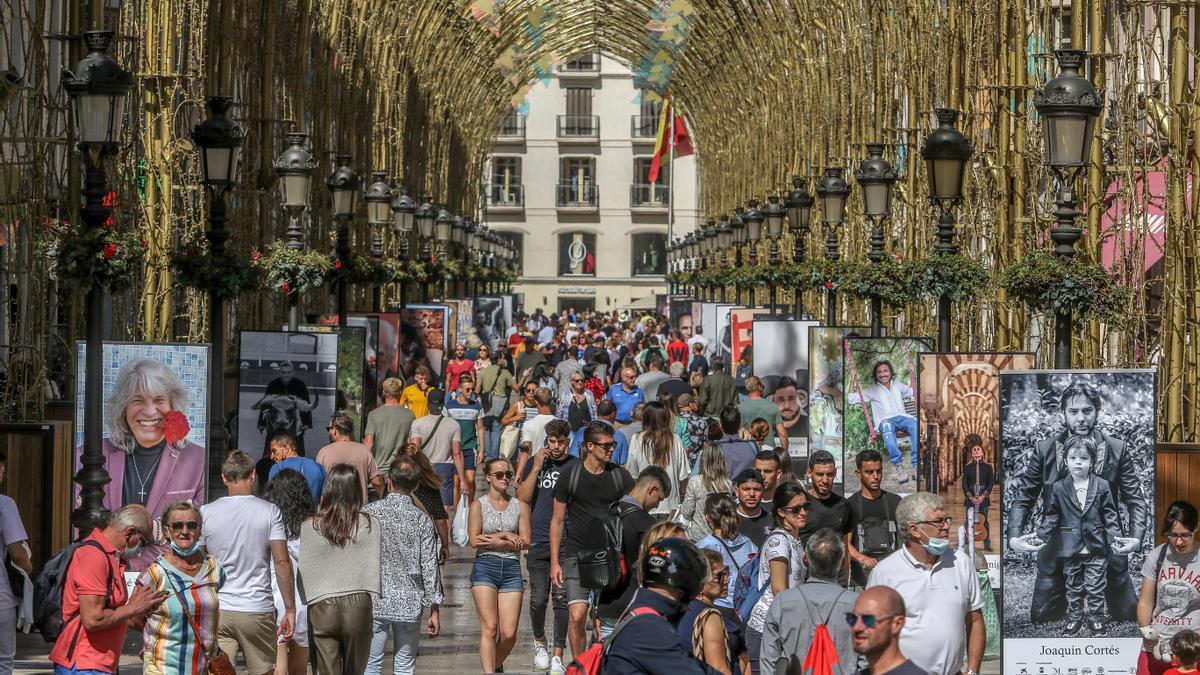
[565,606,660,675]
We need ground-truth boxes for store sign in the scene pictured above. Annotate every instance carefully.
[558,286,596,295]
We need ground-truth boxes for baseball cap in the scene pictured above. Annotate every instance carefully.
[733,468,765,487]
[427,389,446,413]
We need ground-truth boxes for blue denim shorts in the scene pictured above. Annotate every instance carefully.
[471,554,525,592]
[433,462,456,506]
[463,445,477,471]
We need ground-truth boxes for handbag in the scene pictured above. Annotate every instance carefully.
[499,422,522,460]
[163,559,235,675]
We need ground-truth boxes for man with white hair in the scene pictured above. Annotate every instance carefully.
[867,492,984,675]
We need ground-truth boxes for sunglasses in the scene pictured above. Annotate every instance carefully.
[168,520,200,532]
[571,378,584,383]
[778,503,810,514]
[845,612,896,628]
[590,441,616,450]
[489,471,515,480]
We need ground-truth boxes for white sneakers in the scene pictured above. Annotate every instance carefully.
[533,639,551,670]
[550,656,566,674]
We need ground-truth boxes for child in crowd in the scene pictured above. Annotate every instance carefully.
[1034,434,1124,636]
[1167,629,1200,675]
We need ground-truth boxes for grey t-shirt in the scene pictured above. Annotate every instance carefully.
[409,413,462,465]
[1142,543,1200,640]
[364,405,416,470]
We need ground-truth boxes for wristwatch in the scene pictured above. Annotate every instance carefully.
[964,670,979,675]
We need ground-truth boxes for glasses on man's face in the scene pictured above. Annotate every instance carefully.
[168,520,200,532]
[590,441,616,450]
[845,612,896,629]
[1167,531,1196,541]
[916,517,953,528]
[488,471,514,480]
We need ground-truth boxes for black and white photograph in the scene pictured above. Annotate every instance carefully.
[1000,369,1156,672]
[237,330,339,461]
[473,296,506,349]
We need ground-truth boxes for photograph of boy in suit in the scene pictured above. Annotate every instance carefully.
[1030,434,1124,636]
[962,435,995,550]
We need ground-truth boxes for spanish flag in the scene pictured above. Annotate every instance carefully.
[647,98,693,184]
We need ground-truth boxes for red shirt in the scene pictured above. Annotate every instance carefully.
[445,358,475,391]
[50,530,129,671]
[666,340,689,364]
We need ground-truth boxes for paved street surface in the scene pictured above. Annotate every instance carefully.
[13,533,1001,675]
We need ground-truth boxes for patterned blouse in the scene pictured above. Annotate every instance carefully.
[362,493,444,622]
[138,555,226,675]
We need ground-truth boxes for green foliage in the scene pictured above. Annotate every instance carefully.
[797,258,856,291]
[252,242,333,294]
[170,238,258,299]
[842,258,914,307]
[998,250,1131,324]
[37,218,145,294]
[909,253,991,303]
[340,252,390,286]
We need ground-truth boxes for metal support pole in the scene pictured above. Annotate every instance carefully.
[335,215,350,326]
[934,210,958,351]
[824,226,839,326]
[284,206,305,330]
[793,234,807,319]
[206,187,230,458]
[1051,171,1083,368]
[371,229,383,312]
[74,150,112,533]
[867,216,885,336]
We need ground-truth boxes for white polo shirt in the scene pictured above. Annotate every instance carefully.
[867,545,983,675]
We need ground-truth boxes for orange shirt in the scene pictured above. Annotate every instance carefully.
[50,530,129,671]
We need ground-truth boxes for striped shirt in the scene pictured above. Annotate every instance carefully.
[445,393,483,450]
[138,555,226,675]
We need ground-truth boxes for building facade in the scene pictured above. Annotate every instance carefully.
[482,52,700,315]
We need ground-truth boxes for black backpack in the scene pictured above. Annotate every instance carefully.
[33,540,112,644]
[849,493,899,558]
[563,463,634,591]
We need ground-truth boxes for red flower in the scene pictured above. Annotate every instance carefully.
[823,280,833,289]
[102,216,114,228]
[279,282,291,293]
[251,250,262,261]
[163,410,190,444]
[334,260,343,270]
[103,243,118,260]
[139,239,148,249]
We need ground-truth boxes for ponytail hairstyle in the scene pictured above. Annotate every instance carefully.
[704,492,741,541]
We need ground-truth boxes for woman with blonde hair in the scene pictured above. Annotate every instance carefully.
[679,443,732,541]
[398,441,450,563]
[626,401,689,516]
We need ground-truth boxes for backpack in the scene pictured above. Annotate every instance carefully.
[735,530,790,622]
[714,537,760,612]
[573,472,639,592]
[33,540,112,644]
[795,587,852,675]
[848,493,899,558]
[565,606,660,675]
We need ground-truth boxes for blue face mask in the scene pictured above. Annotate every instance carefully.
[171,541,201,557]
[923,536,950,556]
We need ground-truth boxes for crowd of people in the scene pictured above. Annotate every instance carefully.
[25,306,1200,675]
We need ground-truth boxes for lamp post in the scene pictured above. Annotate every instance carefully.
[744,200,763,307]
[274,133,317,329]
[716,216,732,303]
[326,155,360,326]
[435,205,453,299]
[363,172,393,312]
[191,95,244,459]
[785,176,813,318]
[464,217,478,298]
[856,144,898,336]
[1036,49,1103,368]
[63,29,132,533]
[815,168,851,326]
[920,108,973,351]
[390,186,415,311]
[763,195,786,315]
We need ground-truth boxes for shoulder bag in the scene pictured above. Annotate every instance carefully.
[162,558,235,675]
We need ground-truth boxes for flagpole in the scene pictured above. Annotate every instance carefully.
[667,103,675,255]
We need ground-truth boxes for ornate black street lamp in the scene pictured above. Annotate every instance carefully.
[743,200,763,307]
[274,133,317,329]
[326,155,360,326]
[716,215,732,303]
[921,108,973,351]
[785,176,813,317]
[191,95,244,458]
[64,29,133,532]
[363,172,393,312]
[856,143,898,336]
[816,168,851,325]
[435,205,453,299]
[1036,49,1103,368]
[763,195,786,314]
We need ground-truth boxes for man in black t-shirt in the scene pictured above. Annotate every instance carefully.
[549,420,635,659]
[595,467,670,636]
[846,450,902,587]
[517,419,577,669]
[799,450,852,547]
[734,469,775,547]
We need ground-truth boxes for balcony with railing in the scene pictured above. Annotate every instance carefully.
[556,183,599,211]
[630,184,670,212]
[495,114,526,142]
[558,53,600,75]
[484,184,524,212]
[556,115,599,142]
[631,115,659,142]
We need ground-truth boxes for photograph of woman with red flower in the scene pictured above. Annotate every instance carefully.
[75,345,210,570]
